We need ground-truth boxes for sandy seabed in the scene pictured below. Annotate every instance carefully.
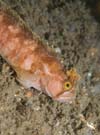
[0,0,100,135]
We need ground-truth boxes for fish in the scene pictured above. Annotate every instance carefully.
[0,10,79,102]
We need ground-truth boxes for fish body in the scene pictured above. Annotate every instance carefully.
[0,11,79,102]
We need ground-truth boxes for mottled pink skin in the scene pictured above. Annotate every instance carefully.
[0,11,77,102]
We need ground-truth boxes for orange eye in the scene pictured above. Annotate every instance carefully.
[64,82,72,91]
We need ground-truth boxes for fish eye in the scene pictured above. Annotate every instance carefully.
[64,81,72,91]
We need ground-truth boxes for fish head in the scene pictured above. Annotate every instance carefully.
[44,68,79,103]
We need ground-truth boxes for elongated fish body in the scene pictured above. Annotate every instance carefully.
[0,10,79,102]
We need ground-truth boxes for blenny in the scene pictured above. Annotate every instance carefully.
[0,10,79,102]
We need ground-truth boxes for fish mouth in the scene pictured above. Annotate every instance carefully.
[54,88,75,103]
